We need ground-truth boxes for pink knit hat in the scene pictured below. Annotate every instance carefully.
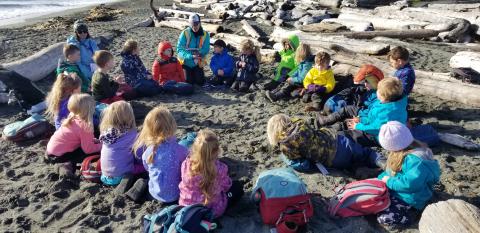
[379,121,414,151]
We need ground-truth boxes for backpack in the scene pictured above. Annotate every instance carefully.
[80,155,102,182]
[143,204,217,233]
[252,168,314,233]
[143,204,184,233]
[324,94,347,114]
[2,113,54,142]
[328,179,390,217]
[280,154,318,173]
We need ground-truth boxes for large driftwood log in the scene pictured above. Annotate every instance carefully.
[316,0,341,8]
[419,199,480,233]
[450,51,480,73]
[300,21,348,33]
[158,8,205,17]
[321,18,373,32]
[324,29,442,40]
[1,42,65,81]
[241,19,261,39]
[270,27,390,55]
[212,33,265,48]
[427,3,480,12]
[339,8,430,30]
[164,17,223,24]
[156,19,223,34]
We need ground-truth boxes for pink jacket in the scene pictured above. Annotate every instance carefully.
[47,118,102,156]
[179,158,232,217]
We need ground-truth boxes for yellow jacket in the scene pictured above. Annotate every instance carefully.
[303,67,335,93]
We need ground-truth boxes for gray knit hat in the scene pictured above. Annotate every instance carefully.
[73,20,88,33]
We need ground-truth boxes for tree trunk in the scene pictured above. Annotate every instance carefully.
[419,199,480,233]
[1,42,65,82]
[241,19,262,38]
[450,51,480,73]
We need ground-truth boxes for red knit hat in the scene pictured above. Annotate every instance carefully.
[157,41,173,60]
[354,64,384,84]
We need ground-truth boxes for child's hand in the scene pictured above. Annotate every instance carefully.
[240,61,246,67]
[114,75,124,83]
[346,119,357,130]
[218,69,224,76]
[286,78,293,84]
[193,58,199,65]
[381,176,390,183]
[93,138,101,144]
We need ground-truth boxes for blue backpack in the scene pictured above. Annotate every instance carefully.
[2,113,54,142]
[143,204,217,233]
[280,154,318,173]
[324,95,347,114]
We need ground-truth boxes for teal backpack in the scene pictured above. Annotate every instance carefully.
[2,113,54,142]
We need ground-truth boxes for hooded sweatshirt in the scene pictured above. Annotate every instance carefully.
[303,67,336,93]
[274,34,299,81]
[290,55,314,84]
[56,61,90,93]
[152,41,186,85]
[378,147,440,209]
[99,128,138,177]
[210,49,235,78]
[176,27,211,68]
[120,52,150,87]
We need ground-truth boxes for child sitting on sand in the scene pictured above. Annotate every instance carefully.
[302,51,336,110]
[208,39,235,87]
[376,121,440,228]
[132,106,189,203]
[267,114,386,173]
[179,129,244,218]
[99,101,144,186]
[264,35,299,91]
[120,39,162,97]
[45,73,81,130]
[266,43,314,102]
[323,64,384,114]
[92,50,136,104]
[232,39,261,92]
[46,94,101,164]
[56,44,90,93]
[317,77,408,147]
[152,41,194,95]
[388,46,415,96]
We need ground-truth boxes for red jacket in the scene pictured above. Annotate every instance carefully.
[152,41,185,85]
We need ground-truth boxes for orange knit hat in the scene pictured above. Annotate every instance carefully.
[354,64,384,84]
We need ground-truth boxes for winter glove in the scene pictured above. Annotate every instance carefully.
[306,84,326,94]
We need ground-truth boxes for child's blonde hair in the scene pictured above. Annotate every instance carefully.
[240,39,261,63]
[62,93,95,130]
[377,77,403,102]
[266,114,292,146]
[93,50,114,68]
[122,39,138,54]
[189,129,221,205]
[314,51,330,66]
[387,140,425,176]
[295,43,312,63]
[133,106,177,164]
[45,73,82,120]
[99,101,135,133]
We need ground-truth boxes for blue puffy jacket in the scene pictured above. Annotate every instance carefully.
[290,56,314,84]
[67,36,99,80]
[378,148,440,209]
[176,27,210,68]
[210,49,235,77]
[355,95,408,139]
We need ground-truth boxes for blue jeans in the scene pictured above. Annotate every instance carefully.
[331,135,381,169]
[162,80,194,95]
[134,79,162,97]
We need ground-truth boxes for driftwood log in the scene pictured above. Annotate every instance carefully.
[164,17,223,24]
[323,29,442,40]
[270,27,391,55]
[0,42,65,81]
[427,3,480,12]
[241,20,262,39]
[156,19,223,34]
[450,51,480,73]
[320,18,373,32]
[300,21,348,33]
[157,8,205,17]
[419,199,480,233]
[212,33,265,48]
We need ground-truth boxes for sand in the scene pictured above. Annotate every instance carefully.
[1,0,480,232]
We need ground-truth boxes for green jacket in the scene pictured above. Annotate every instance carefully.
[56,61,90,93]
[274,34,300,81]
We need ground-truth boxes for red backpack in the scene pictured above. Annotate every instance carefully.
[80,155,102,182]
[328,179,390,217]
[252,168,314,233]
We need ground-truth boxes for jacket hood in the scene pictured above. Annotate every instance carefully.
[410,147,441,183]
[288,35,299,50]
[157,41,173,60]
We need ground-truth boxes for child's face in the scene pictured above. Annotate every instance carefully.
[389,57,405,69]
[68,51,81,63]
[242,48,253,55]
[214,46,223,54]
[317,60,329,70]
[163,48,173,57]
[133,47,140,55]
[104,59,115,71]
[283,41,291,50]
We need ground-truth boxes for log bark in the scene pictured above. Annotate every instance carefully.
[419,199,480,233]
[450,51,480,73]
[157,8,205,17]
[241,19,262,39]
[300,21,348,33]
[156,19,223,34]
[1,42,65,81]
[212,33,265,48]
[321,18,373,32]
[270,27,391,55]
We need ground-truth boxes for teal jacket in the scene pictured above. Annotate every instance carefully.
[355,95,408,139]
[378,148,440,209]
[290,56,314,84]
[176,27,210,68]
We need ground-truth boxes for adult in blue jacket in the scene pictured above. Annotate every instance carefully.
[176,14,210,86]
[209,39,235,86]
[66,20,99,82]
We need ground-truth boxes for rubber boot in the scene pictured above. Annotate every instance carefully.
[125,178,147,202]
[115,174,135,195]
[315,111,343,127]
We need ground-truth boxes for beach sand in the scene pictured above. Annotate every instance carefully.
[1,0,480,232]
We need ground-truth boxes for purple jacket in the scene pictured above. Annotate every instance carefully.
[54,98,70,129]
[394,63,416,96]
[100,129,138,177]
